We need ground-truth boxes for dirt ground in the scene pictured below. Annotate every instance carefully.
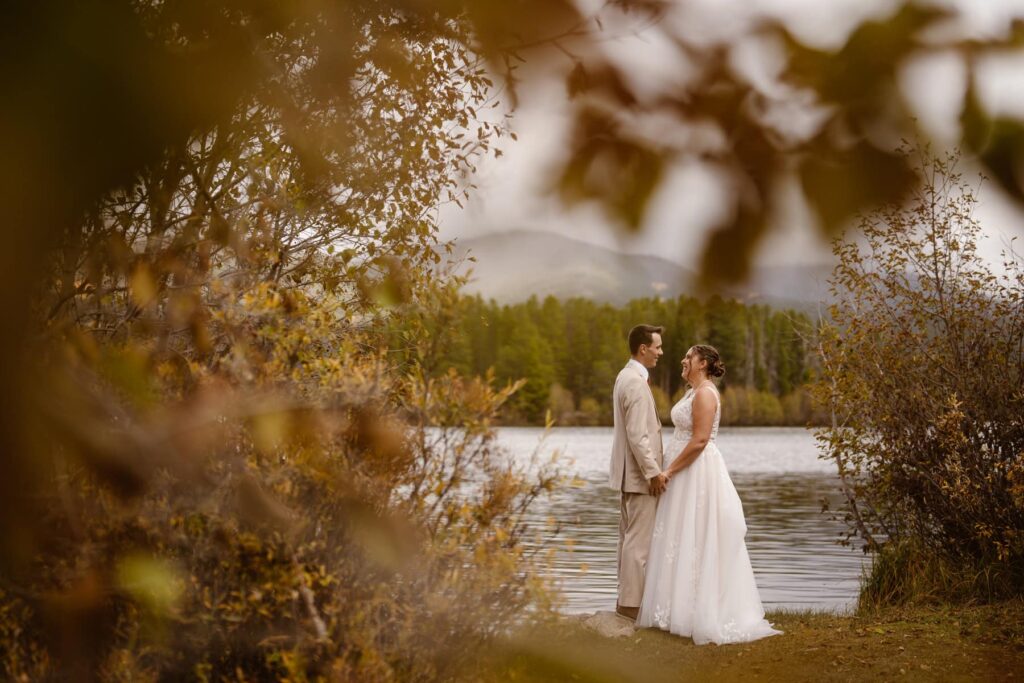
[481,601,1024,682]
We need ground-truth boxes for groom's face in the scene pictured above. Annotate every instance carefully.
[638,333,664,369]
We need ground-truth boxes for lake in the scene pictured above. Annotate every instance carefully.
[496,426,866,614]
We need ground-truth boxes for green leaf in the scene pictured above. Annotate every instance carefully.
[961,83,1024,203]
[801,139,915,233]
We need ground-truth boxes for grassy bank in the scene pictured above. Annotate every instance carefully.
[479,602,1024,682]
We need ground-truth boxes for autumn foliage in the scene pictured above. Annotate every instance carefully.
[813,147,1024,605]
[1,6,561,680]
[7,2,1024,678]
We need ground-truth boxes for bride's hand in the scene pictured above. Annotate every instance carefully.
[649,472,668,496]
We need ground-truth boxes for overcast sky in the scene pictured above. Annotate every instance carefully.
[438,0,1024,272]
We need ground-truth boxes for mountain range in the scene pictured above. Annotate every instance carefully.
[443,230,834,311]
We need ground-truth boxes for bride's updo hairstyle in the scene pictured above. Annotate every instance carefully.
[692,344,726,378]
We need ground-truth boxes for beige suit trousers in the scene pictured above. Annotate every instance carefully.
[617,491,658,608]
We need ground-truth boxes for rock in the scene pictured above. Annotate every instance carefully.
[578,611,637,638]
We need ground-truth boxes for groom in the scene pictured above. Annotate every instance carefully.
[610,324,668,620]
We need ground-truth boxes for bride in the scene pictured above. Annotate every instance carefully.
[636,344,781,645]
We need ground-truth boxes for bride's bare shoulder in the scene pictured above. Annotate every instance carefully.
[692,384,718,409]
[701,383,720,399]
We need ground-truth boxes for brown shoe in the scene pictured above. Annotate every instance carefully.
[615,604,639,620]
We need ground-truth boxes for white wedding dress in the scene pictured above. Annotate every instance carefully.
[636,387,782,645]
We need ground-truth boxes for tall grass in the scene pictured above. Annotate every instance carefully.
[859,540,1024,612]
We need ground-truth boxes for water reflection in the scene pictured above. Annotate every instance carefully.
[499,427,866,614]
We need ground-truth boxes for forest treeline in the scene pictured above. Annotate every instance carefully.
[388,293,826,426]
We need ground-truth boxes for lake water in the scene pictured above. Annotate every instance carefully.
[496,426,866,614]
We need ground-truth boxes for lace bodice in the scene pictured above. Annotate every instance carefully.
[670,386,720,443]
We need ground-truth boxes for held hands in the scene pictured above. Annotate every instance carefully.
[648,471,669,496]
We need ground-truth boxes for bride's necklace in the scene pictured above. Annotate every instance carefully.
[692,378,713,391]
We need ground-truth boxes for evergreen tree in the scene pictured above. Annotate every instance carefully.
[400,291,821,425]
[494,307,556,421]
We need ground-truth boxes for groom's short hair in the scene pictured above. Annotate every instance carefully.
[628,324,664,355]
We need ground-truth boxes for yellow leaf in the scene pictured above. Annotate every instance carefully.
[116,554,183,615]
[129,262,158,308]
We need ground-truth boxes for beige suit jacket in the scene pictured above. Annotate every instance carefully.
[609,363,664,493]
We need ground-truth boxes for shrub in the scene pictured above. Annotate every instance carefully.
[547,383,577,426]
[813,146,1024,605]
[576,397,605,426]
[720,386,785,426]
[0,6,559,673]
[0,307,560,680]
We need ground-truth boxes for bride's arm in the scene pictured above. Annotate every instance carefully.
[663,387,716,479]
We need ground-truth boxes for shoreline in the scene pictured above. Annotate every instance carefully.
[493,422,826,429]
[481,601,1024,681]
